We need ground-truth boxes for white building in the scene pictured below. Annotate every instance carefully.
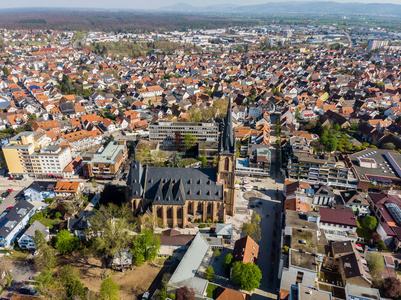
[37,145,72,176]
[18,220,49,250]
[0,201,36,247]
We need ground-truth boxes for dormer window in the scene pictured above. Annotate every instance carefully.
[207,180,211,185]
[198,190,201,195]
[207,191,210,196]
[198,180,201,185]
[188,190,191,195]
[188,179,192,184]
[157,196,160,201]
[167,196,170,201]
[149,179,153,183]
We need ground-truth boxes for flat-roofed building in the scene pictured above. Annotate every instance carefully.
[82,141,127,179]
[3,131,71,177]
[287,153,358,189]
[346,149,401,191]
[148,121,219,155]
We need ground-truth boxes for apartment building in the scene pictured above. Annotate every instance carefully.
[148,121,219,152]
[287,153,358,189]
[82,141,127,179]
[3,131,72,177]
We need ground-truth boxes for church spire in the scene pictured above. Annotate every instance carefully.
[219,98,235,154]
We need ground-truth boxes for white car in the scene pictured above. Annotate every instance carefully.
[142,292,150,300]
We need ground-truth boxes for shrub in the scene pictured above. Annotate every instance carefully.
[199,224,206,228]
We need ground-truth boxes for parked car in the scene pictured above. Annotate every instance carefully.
[7,177,15,180]
[142,292,150,300]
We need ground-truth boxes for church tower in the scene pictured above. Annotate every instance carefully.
[217,98,236,216]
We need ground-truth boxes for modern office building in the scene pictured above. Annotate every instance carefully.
[3,131,72,177]
[82,141,127,179]
[148,121,219,154]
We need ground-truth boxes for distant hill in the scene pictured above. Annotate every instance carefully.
[160,1,401,16]
[160,2,239,12]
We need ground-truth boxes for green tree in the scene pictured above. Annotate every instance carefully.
[33,229,46,249]
[361,216,377,231]
[383,142,396,150]
[377,240,387,251]
[2,66,9,75]
[213,249,220,257]
[231,262,262,291]
[222,253,233,275]
[59,265,87,300]
[100,278,119,300]
[184,133,197,151]
[132,228,160,266]
[35,244,58,270]
[89,205,134,267]
[205,266,215,282]
[54,230,79,254]
[241,212,262,243]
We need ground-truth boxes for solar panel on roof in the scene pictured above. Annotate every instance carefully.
[0,218,8,229]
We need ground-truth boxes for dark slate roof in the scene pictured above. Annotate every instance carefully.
[129,161,223,204]
[0,200,35,240]
[68,210,96,231]
[26,181,56,193]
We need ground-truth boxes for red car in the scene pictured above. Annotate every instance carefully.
[6,206,13,211]
[8,177,15,180]
[6,189,13,192]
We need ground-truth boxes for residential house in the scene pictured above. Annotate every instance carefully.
[18,220,49,250]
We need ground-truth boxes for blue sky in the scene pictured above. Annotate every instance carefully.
[3,0,401,10]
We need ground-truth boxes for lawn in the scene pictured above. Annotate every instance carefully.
[59,252,162,299]
[356,220,372,240]
[206,283,219,299]
[3,250,28,262]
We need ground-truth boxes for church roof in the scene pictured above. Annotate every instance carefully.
[129,161,223,204]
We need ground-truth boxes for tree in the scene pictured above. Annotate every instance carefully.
[213,249,220,257]
[222,253,233,275]
[55,230,79,254]
[59,265,87,300]
[33,229,46,249]
[379,277,401,299]
[132,228,160,266]
[184,133,197,151]
[367,252,385,275]
[383,142,396,150]
[361,216,377,231]
[205,266,215,282]
[35,244,58,271]
[176,286,195,300]
[231,262,262,291]
[377,240,387,251]
[241,212,262,243]
[2,66,9,75]
[89,205,134,266]
[100,278,119,300]
[136,145,152,165]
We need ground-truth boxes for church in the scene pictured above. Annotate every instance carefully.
[128,100,236,228]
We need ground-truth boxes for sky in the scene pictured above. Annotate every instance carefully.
[3,0,401,10]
